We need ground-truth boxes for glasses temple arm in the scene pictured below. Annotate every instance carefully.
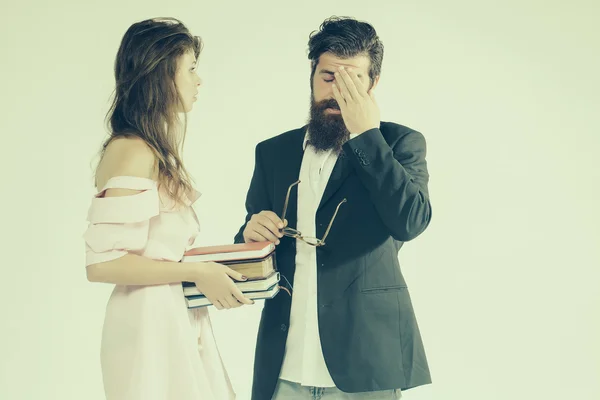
[320,198,347,244]
[281,180,301,221]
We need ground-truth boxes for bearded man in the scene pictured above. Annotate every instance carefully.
[234,16,434,400]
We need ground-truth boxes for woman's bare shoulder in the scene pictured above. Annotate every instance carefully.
[95,136,158,191]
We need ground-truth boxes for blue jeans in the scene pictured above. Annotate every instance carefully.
[272,379,402,400]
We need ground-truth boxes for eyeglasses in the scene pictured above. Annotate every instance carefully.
[280,180,347,247]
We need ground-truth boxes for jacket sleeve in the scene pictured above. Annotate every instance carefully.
[343,127,432,241]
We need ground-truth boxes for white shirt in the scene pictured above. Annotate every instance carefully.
[279,132,357,387]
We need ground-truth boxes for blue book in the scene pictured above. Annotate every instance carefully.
[185,283,280,309]
[182,272,280,297]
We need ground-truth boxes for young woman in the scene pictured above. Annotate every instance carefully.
[83,17,250,399]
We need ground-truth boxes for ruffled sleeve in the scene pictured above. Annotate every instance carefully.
[83,176,160,266]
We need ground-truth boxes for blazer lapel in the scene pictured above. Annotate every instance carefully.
[318,150,352,211]
[277,125,352,216]
[276,126,307,227]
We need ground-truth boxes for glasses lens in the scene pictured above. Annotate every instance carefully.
[303,237,322,246]
[283,227,301,237]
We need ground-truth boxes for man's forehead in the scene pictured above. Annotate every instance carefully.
[318,53,370,72]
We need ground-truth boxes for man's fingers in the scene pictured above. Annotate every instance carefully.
[254,216,283,240]
[246,231,269,243]
[253,224,280,243]
[332,84,347,111]
[257,215,282,236]
[260,211,285,229]
[245,211,286,244]
[334,71,349,101]
[346,69,368,98]
[245,221,279,242]
[339,68,361,100]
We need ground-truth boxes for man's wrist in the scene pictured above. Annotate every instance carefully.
[351,124,379,136]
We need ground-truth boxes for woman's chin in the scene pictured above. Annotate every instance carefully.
[178,104,194,114]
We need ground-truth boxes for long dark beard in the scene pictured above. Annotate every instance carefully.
[306,96,350,153]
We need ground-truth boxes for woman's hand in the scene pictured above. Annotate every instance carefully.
[192,262,254,310]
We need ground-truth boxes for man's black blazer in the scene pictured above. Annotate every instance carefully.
[234,122,433,400]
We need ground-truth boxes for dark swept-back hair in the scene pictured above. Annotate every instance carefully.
[97,17,202,203]
[308,16,384,88]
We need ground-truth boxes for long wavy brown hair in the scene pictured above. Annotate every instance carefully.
[96,17,202,204]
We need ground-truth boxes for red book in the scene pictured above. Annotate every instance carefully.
[181,241,276,263]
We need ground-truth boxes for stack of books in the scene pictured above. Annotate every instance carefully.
[180,241,280,308]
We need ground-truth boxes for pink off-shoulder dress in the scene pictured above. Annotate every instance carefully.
[83,176,236,400]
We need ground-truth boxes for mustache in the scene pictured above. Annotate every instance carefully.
[314,98,340,111]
